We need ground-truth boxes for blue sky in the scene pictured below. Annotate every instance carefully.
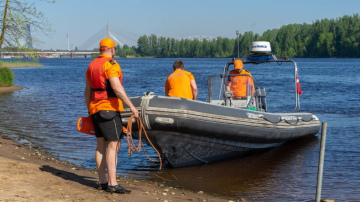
[34,0,360,50]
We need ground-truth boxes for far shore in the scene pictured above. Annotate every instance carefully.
[0,61,43,68]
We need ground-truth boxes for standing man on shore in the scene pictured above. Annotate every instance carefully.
[85,38,138,194]
[165,60,198,100]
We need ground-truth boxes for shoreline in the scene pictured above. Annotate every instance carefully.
[0,86,23,93]
[0,137,229,201]
[0,87,231,202]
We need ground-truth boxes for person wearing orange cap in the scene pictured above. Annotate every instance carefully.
[226,59,255,99]
[85,37,138,194]
[165,60,198,100]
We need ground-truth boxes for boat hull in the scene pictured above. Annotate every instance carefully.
[122,95,320,168]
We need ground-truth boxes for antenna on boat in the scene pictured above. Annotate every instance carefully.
[236,30,239,58]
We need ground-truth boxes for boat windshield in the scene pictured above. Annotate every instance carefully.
[207,74,257,109]
[207,74,255,101]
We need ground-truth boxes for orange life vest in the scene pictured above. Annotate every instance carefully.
[165,69,195,99]
[88,57,123,101]
[229,69,254,98]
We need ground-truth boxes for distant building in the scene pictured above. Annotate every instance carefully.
[25,24,33,49]
[18,24,33,49]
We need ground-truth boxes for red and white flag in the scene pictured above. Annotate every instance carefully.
[296,73,303,95]
[66,33,68,38]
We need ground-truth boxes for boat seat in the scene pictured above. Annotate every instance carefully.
[255,87,267,112]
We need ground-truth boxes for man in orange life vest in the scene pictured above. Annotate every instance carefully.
[85,38,138,194]
[165,60,198,100]
[226,59,255,99]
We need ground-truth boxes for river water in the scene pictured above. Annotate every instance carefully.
[0,58,359,201]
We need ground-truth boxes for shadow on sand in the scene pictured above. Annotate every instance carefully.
[39,165,97,188]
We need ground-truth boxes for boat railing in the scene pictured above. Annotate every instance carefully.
[221,58,301,112]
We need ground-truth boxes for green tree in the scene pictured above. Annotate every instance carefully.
[0,0,55,48]
[213,37,224,57]
[239,31,254,57]
[149,34,158,56]
[129,14,360,58]
[201,39,211,58]
[126,46,137,57]
[191,39,201,57]
[222,37,234,57]
[158,36,168,57]
[137,35,151,56]
[169,38,178,57]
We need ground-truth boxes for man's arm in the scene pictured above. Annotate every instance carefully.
[190,80,198,100]
[248,77,255,95]
[85,81,92,113]
[226,83,231,91]
[165,79,169,96]
[109,77,139,118]
[226,75,232,91]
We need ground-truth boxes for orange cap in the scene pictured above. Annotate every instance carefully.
[99,38,117,51]
[234,59,243,70]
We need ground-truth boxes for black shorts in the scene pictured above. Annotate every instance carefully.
[91,110,124,141]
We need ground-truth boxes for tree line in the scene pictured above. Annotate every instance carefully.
[116,13,360,58]
[1,1,358,59]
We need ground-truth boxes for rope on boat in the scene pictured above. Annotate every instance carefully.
[125,114,163,169]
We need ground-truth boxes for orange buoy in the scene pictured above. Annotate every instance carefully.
[77,117,95,135]
[77,117,127,136]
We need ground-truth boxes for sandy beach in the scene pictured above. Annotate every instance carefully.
[0,87,231,202]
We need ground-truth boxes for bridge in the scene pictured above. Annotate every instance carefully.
[0,23,216,58]
[0,50,99,58]
[77,23,139,50]
[183,35,215,41]
[1,22,139,58]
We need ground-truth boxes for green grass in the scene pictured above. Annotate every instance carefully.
[0,60,43,68]
[0,68,14,87]
[0,60,43,87]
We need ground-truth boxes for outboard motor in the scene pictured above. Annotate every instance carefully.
[225,91,233,106]
[255,87,267,112]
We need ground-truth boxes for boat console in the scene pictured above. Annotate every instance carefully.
[207,41,301,112]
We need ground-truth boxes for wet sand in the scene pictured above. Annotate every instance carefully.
[0,87,231,202]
